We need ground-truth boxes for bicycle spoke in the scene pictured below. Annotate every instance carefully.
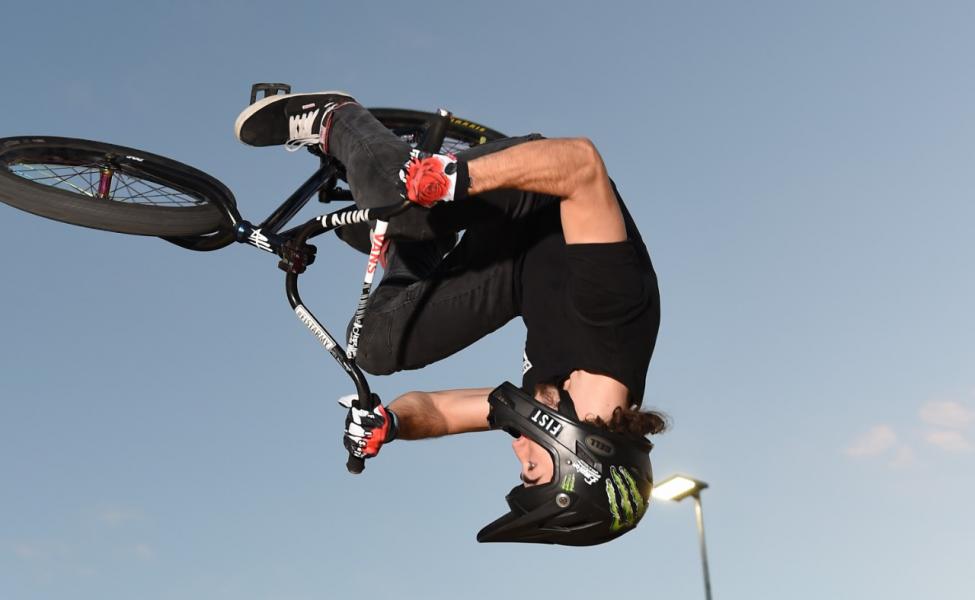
[109,174,144,203]
[22,164,96,197]
[112,173,199,206]
[16,163,107,197]
[396,133,471,155]
[10,160,203,208]
[83,167,97,196]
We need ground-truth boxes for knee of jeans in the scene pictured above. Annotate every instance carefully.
[351,320,397,376]
[355,340,396,376]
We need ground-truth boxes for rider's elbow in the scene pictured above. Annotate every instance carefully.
[567,137,608,191]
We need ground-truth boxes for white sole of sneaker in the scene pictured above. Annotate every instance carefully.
[233,90,354,145]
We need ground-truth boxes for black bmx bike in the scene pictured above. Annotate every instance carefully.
[0,83,506,473]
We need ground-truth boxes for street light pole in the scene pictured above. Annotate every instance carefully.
[692,494,713,600]
[651,474,714,600]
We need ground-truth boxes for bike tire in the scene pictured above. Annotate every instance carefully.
[0,136,235,237]
[323,109,506,253]
[368,108,507,154]
[165,108,506,251]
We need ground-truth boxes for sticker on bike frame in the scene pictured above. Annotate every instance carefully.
[366,230,386,275]
[248,228,273,253]
[323,209,371,229]
[346,284,370,359]
[347,220,389,360]
[295,304,337,351]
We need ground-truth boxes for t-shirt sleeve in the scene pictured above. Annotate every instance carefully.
[564,241,652,325]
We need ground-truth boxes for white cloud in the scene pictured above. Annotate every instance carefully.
[132,543,154,560]
[845,425,897,457]
[923,430,973,453]
[888,445,918,468]
[14,543,40,559]
[97,507,142,526]
[12,541,69,561]
[847,395,975,465]
[919,401,975,430]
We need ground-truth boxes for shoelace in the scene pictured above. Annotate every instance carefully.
[284,101,347,153]
[284,108,322,153]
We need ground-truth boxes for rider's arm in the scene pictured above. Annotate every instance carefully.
[466,138,627,244]
[388,387,492,440]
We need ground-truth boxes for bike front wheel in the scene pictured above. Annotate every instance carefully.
[0,136,235,236]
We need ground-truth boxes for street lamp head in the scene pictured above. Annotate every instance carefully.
[651,474,709,502]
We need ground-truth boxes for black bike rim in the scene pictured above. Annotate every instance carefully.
[3,145,218,209]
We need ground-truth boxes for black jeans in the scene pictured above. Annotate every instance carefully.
[328,104,551,375]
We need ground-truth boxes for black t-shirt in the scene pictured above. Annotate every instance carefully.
[517,184,660,406]
[450,134,660,405]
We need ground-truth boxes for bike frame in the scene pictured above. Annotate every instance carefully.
[191,86,454,473]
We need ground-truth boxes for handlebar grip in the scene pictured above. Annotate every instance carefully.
[418,108,451,154]
[347,454,365,474]
[344,391,379,475]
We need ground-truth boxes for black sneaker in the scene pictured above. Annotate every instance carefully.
[234,91,356,149]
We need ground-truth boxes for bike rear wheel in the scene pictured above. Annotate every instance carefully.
[369,108,506,154]
[0,137,235,236]
[327,109,507,252]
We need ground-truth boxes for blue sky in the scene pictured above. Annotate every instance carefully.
[2,1,973,599]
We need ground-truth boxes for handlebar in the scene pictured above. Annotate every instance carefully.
[284,200,411,474]
[287,107,453,475]
[418,108,451,153]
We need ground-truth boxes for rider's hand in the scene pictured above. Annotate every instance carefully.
[398,149,470,207]
[338,394,399,459]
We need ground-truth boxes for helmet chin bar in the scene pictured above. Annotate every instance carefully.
[478,382,654,546]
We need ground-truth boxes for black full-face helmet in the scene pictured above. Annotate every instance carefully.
[477,382,654,546]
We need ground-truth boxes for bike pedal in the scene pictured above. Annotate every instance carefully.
[249,82,292,105]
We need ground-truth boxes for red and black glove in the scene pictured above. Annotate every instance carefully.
[398,149,470,207]
[338,394,399,459]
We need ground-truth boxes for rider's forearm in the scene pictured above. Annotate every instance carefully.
[465,138,627,243]
[388,388,491,440]
[467,138,606,199]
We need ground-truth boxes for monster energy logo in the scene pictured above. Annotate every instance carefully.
[561,473,576,493]
[605,466,648,532]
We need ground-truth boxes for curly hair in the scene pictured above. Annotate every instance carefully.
[534,383,668,438]
[586,405,668,437]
